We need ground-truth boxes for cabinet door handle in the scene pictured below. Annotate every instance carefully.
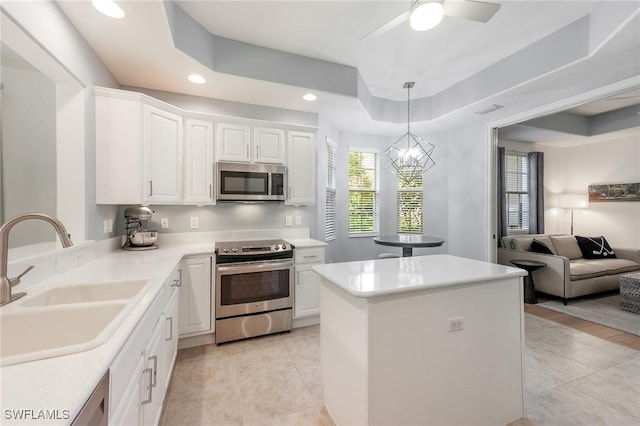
[166,316,173,341]
[209,184,213,199]
[256,144,260,159]
[141,368,153,405]
[149,355,158,388]
[303,255,317,259]
[296,270,300,285]
[148,181,153,197]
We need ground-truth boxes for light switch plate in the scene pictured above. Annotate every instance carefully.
[295,215,302,225]
[285,215,293,226]
[190,217,199,229]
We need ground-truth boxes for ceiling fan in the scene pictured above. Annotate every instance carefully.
[359,0,501,40]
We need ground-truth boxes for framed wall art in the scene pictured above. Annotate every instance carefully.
[588,183,640,202]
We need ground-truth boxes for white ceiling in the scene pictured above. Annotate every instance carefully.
[54,0,638,137]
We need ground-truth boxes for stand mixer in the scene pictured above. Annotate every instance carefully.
[122,206,159,251]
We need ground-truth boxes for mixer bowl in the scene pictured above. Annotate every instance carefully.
[128,230,158,246]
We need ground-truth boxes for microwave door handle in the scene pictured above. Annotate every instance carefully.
[268,173,272,196]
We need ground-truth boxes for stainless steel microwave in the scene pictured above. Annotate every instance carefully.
[216,162,286,201]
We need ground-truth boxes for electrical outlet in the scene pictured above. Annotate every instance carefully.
[295,215,302,225]
[107,219,113,233]
[190,217,199,229]
[160,218,169,229]
[285,215,293,226]
[448,317,464,332]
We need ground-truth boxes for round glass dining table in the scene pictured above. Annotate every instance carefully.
[373,235,445,257]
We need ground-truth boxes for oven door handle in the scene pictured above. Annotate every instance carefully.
[216,260,293,274]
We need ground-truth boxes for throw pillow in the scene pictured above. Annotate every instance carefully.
[529,239,554,255]
[575,236,616,259]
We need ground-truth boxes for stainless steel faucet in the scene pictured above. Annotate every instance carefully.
[0,213,73,306]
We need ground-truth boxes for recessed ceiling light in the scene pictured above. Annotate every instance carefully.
[188,74,206,84]
[303,93,317,101]
[410,2,443,31]
[92,0,125,19]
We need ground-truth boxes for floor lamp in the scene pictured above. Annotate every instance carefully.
[554,193,589,235]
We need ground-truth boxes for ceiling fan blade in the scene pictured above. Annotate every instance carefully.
[605,95,640,101]
[443,0,501,23]
[358,9,412,41]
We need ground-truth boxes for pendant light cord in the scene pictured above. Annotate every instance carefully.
[407,84,411,135]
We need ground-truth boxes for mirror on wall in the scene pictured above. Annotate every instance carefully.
[1,12,86,260]
[1,42,58,249]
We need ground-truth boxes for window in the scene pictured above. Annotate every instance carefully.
[348,148,379,235]
[325,139,337,242]
[505,153,529,233]
[397,171,422,233]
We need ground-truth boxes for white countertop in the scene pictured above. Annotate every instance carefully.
[0,235,324,424]
[312,254,526,298]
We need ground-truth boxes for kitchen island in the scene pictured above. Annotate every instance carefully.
[312,254,527,426]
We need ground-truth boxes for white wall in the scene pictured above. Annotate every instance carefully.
[543,135,640,248]
[500,133,640,248]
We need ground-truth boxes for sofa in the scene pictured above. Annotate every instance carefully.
[498,234,640,304]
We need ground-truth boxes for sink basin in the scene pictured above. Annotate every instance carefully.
[20,279,149,307]
[1,302,127,366]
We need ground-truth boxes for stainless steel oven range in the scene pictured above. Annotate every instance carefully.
[214,239,294,343]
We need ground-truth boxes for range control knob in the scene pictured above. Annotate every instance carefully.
[281,244,287,250]
[223,248,229,253]
[231,248,238,253]
[274,245,280,250]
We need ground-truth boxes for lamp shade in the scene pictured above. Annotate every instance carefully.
[553,193,589,209]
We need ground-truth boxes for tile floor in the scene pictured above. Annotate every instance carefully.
[162,314,640,426]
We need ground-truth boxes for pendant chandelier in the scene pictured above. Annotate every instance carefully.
[384,82,435,184]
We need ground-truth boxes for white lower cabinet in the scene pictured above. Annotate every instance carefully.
[162,289,179,392]
[110,266,181,425]
[142,320,164,426]
[293,247,325,319]
[178,256,213,336]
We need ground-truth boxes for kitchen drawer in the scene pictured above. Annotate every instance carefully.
[110,289,163,416]
[294,247,325,265]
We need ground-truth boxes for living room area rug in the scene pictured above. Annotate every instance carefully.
[539,294,640,336]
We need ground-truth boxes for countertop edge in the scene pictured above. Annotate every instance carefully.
[312,255,527,299]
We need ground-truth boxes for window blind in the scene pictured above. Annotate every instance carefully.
[398,169,423,233]
[325,140,337,241]
[349,149,379,235]
[505,153,529,233]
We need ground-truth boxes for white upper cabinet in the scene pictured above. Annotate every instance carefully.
[286,131,316,205]
[95,92,143,205]
[143,105,183,204]
[217,123,285,164]
[95,87,316,205]
[95,88,183,205]
[184,118,215,204]
[254,127,285,164]
[216,122,251,162]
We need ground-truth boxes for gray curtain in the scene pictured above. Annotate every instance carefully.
[528,152,544,234]
[497,147,507,247]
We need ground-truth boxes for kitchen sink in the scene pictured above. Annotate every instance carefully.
[1,302,127,366]
[19,279,149,307]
